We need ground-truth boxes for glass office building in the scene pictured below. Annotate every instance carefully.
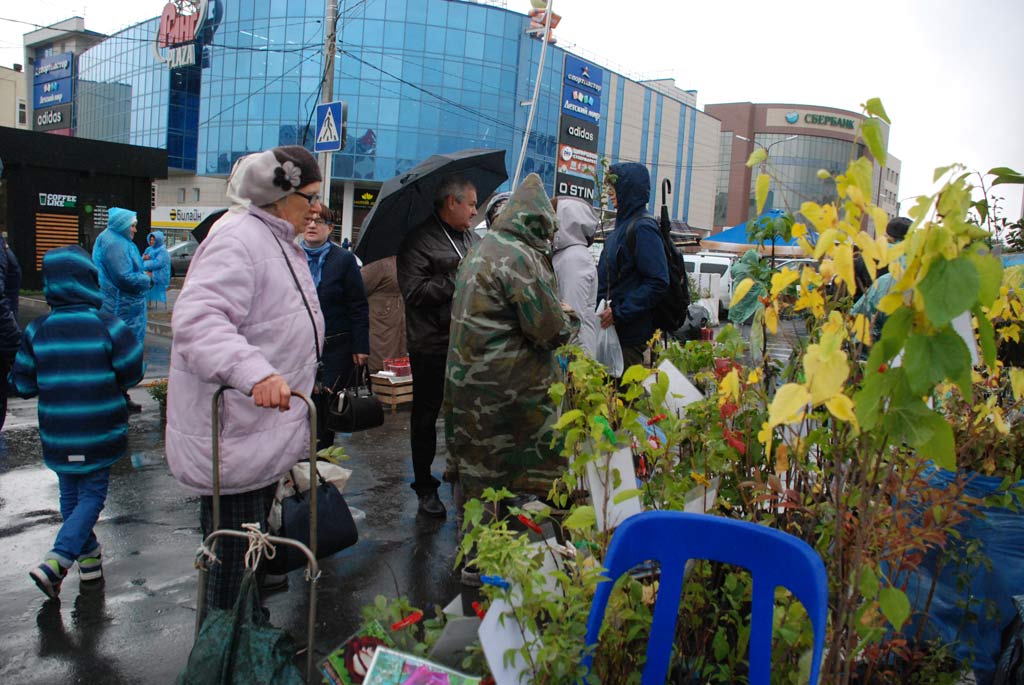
[74,0,721,236]
[705,102,901,230]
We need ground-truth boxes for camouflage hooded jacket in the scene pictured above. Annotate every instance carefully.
[444,174,579,500]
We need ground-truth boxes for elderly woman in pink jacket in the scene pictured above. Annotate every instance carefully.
[165,145,324,611]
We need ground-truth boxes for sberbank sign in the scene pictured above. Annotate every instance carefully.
[803,113,856,129]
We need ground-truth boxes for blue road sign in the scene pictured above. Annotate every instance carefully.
[315,101,344,153]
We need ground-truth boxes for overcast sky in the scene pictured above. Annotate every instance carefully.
[2,0,1022,220]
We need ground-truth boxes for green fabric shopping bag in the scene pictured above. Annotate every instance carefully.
[178,570,304,685]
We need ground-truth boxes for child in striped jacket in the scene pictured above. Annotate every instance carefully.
[10,246,144,599]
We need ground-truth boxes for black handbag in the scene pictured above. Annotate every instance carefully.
[325,365,385,433]
[263,465,358,575]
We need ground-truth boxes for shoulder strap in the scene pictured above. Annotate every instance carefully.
[267,226,321,365]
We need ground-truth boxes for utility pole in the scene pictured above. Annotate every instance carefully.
[511,0,555,192]
[317,0,339,209]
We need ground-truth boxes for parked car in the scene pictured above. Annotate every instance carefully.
[168,238,198,277]
[684,252,736,316]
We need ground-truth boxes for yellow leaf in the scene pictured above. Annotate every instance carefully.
[775,444,790,473]
[747,148,767,168]
[770,268,800,298]
[801,202,837,233]
[792,223,807,238]
[768,383,811,428]
[852,314,872,345]
[847,185,866,206]
[834,243,856,292]
[814,229,838,260]
[755,173,770,215]
[804,337,849,406]
[825,394,860,432]
[747,369,761,385]
[718,368,741,404]
[758,421,774,460]
[731,278,755,308]
[878,292,905,315]
[1010,368,1024,401]
[797,236,815,255]
[765,305,779,334]
[819,259,835,283]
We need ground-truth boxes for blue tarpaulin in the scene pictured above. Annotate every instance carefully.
[903,467,1024,684]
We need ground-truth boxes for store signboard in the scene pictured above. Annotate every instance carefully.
[33,53,73,83]
[556,143,598,180]
[353,188,379,209]
[153,0,208,69]
[561,83,600,125]
[34,77,73,108]
[564,54,603,96]
[556,55,603,199]
[34,103,73,132]
[558,116,599,154]
[152,206,221,229]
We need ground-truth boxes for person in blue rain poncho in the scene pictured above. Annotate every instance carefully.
[93,207,150,412]
[143,230,171,306]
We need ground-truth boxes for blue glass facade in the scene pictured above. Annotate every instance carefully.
[75,0,578,193]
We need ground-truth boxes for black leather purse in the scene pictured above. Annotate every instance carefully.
[325,365,385,433]
[263,465,358,574]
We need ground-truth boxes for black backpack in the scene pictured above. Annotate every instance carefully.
[625,214,691,334]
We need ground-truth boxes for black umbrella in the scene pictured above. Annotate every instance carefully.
[354,149,508,264]
[191,208,228,244]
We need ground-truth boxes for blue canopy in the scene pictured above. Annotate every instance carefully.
[703,210,817,255]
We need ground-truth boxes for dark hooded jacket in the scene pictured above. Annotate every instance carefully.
[9,246,145,473]
[596,163,669,346]
[444,174,578,500]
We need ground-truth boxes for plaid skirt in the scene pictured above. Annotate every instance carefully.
[199,483,277,611]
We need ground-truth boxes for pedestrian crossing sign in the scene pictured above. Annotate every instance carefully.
[315,101,346,153]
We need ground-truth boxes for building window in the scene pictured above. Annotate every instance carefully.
[151,183,157,209]
[17,98,26,125]
[177,188,186,203]
[192,188,200,203]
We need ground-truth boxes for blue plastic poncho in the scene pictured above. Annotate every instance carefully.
[92,207,149,346]
[143,230,171,304]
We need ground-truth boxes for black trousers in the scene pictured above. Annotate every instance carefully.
[316,336,356,451]
[409,351,446,496]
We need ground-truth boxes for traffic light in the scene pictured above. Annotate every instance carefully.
[527,8,560,44]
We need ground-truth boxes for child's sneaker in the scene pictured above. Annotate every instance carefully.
[30,560,67,599]
[78,553,103,582]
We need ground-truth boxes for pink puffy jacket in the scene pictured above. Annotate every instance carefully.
[166,206,324,495]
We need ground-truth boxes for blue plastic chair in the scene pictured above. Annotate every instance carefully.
[582,511,827,685]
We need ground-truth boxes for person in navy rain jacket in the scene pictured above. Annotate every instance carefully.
[300,214,370,450]
[11,246,144,599]
[596,162,669,371]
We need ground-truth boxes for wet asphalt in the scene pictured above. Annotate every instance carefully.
[0,300,461,684]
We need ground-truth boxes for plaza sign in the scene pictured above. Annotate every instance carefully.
[153,0,208,69]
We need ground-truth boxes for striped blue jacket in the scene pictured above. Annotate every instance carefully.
[9,246,145,473]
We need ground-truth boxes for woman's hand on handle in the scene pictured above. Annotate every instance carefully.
[252,374,291,411]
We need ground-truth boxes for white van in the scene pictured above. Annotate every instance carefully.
[684,252,736,317]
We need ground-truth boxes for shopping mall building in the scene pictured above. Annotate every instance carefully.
[18,0,721,244]
[705,101,901,229]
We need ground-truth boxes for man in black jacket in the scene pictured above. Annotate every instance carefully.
[397,176,478,517]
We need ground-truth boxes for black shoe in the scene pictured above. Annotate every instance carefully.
[417,491,446,518]
[124,393,142,414]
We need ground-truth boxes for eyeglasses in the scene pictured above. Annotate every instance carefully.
[294,190,321,206]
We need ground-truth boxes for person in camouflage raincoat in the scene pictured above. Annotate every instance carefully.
[444,174,579,502]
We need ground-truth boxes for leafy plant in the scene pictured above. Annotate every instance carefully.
[146,378,168,415]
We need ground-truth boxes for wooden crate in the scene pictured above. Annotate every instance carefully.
[371,374,414,412]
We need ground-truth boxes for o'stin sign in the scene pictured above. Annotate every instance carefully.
[153,0,208,69]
